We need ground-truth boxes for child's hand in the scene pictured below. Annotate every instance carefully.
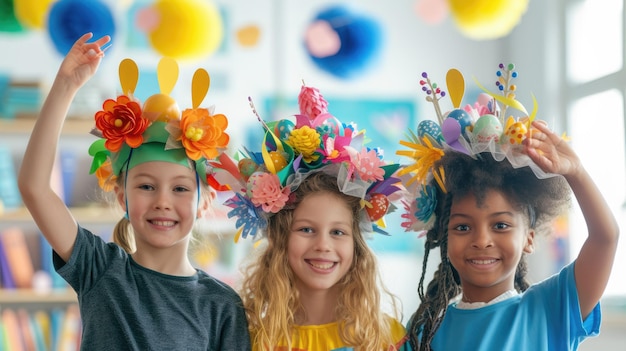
[524,120,582,177]
[57,32,111,88]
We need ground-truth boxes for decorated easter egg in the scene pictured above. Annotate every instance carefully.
[504,121,528,145]
[446,109,473,136]
[143,93,181,122]
[366,193,389,221]
[417,119,444,145]
[473,114,503,143]
[316,114,342,137]
[238,158,258,181]
[268,150,288,172]
[274,119,295,140]
[246,171,265,197]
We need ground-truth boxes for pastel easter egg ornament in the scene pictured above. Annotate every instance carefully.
[238,158,258,182]
[473,114,503,143]
[417,119,444,146]
[366,193,390,221]
[503,120,528,145]
[445,108,473,137]
[274,119,295,140]
[246,171,265,197]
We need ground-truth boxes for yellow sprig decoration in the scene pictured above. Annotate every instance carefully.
[396,136,446,191]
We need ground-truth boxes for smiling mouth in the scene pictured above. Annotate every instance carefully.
[150,220,177,227]
[306,260,336,270]
[468,259,498,265]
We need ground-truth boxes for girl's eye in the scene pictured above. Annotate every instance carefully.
[331,230,347,236]
[138,184,154,191]
[452,224,470,232]
[494,222,509,230]
[174,186,190,192]
[298,227,313,233]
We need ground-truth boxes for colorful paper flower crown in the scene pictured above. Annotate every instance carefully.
[396,63,564,234]
[88,57,230,191]
[221,83,404,242]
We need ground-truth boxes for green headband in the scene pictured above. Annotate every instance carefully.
[112,122,208,181]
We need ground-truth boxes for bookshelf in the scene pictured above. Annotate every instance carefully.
[0,116,96,348]
[0,115,94,135]
[0,289,76,304]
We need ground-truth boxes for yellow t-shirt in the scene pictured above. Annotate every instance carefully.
[252,317,408,351]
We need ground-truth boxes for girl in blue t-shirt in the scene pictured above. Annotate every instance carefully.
[396,66,619,350]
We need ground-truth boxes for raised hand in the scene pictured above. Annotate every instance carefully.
[523,120,582,177]
[57,32,111,88]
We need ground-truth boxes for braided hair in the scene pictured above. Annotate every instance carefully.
[407,151,571,350]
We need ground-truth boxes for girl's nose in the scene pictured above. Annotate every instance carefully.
[472,227,494,249]
[154,190,172,210]
[313,232,332,252]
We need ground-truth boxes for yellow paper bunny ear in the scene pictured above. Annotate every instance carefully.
[191,68,210,109]
[142,57,181,122]
[119,58,139,96]
[446,68,465,109]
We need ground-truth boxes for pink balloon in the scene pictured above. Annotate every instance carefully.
[414,0,449,25]
[304,20,341,58]
[135,7,160,32]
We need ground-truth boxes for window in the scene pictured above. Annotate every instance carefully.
[564,0,625,296]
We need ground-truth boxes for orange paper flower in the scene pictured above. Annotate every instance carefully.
[95,95,148,152]
[179,108,230,160]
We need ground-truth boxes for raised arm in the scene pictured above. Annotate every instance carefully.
[18,33,110,262]
[525,120,619,318]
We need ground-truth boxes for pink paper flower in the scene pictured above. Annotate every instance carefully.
[250,172,290,213]
[352,148,385,182]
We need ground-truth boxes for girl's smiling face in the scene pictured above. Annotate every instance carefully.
[447,190,534,303]
[118,161,203,252]
[287,191,355,297]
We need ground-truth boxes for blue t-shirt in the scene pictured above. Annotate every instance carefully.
[410,261,600,351]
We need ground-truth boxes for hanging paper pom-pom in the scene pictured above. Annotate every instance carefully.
[0,0,25,33]
[303,5,383,79]
[47,0,116,56]
[137,0,223,59]
[448,0,529,40]
[15,0,55,29]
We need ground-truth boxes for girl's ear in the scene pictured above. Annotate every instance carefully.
[115,184,127,212]
[196,189,213,219]
[523,229,535,254]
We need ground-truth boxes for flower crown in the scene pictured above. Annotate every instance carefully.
[220,83,404,242]
[396,63,564,234]
[88,57,230,191]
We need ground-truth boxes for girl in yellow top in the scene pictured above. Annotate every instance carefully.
[223,84,408,350]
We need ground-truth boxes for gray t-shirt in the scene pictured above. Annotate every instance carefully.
[54,225,251,350]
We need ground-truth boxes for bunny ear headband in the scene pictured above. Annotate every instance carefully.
[214,83,405,243]
[88,57,230,191]
[396,63,567,234]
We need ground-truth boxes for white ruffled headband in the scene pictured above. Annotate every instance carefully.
[396,63,566,235]
[214,83,405,243]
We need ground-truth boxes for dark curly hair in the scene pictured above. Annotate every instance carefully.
[408,151,571,350]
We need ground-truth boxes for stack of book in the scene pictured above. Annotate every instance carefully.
[0,77,42,119]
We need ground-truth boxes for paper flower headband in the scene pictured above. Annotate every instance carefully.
[220,83,404,242]
[396,63,561,234]
[88,57,230,191]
